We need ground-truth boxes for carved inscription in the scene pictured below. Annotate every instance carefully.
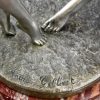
[40,75,75,88]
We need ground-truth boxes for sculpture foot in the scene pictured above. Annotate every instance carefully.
[3,23,16,36]
[42,16,68,32]
[33,37,46,46]
[17,22,46,46]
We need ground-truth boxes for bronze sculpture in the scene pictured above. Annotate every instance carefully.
[0,9,16,36]
[0,0,99,99]
[42,0,92,32]
[0,0,46,46]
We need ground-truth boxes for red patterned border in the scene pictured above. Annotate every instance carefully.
[0,81,100,100]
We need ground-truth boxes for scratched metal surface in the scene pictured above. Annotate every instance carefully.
[0,0,100,98]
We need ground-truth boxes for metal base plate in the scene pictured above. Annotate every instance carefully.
[0,0,100,99]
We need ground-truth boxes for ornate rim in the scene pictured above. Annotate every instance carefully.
[0,74,100,99]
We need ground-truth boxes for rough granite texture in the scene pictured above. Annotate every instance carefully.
[0,0,100,98]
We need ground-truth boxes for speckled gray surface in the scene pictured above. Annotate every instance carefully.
[0,0,100,98]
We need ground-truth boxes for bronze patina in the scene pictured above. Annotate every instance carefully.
[42,0,92,32]
[0,0,100,99]
[0,0,46,46]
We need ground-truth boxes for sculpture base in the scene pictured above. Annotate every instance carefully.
[0,81,100,99]
[0,0,100,99]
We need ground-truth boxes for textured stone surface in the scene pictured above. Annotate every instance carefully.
[0,0,100,98]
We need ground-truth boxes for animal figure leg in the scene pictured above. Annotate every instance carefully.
[0,0,46,45]
[0,9,16,36]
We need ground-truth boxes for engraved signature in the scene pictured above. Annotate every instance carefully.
[40,75,70,88]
